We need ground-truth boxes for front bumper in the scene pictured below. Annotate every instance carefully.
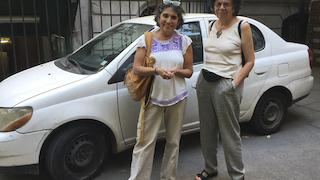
[0,130,49,173]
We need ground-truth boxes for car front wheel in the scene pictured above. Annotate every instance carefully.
[250,92,288,135]
[44,125,107,180]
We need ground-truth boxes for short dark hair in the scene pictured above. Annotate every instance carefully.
[213,0,242,16]
[154,4,185,29]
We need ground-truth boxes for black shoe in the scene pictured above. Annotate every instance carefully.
[196,170,218,180]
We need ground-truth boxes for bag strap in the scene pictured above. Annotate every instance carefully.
[144,32,153,57]
[143,32,154,106]
[209,20,216,32]
[238,20,244,38]
[138,32,154,145]
[238,20,245,67]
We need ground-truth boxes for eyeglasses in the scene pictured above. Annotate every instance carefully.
[163,0,181,7]
[214,2,232,9]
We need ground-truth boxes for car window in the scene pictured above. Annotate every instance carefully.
[250,24,265,52]
[178,22,203,64]
[108,53,134,84]
[57,23,152,74]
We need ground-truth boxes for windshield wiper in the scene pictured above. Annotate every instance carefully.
[67,57,86,74]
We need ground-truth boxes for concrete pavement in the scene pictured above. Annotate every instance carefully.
[97,66,320,180]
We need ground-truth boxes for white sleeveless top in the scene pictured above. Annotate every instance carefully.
[136,30,192,106]
[203,20,243,79]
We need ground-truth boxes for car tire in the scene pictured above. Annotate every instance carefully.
[45,125,107,180]
[250,92,288,135]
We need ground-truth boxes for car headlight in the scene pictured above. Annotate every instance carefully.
[0,107,33,132]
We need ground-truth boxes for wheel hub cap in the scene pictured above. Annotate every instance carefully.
[66,137,95,171]
[264,102,280,124]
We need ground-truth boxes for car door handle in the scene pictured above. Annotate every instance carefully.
[254,66,271,75]
[192,82,197,89]
[255,72,266,75]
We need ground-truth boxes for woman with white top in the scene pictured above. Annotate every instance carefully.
[195,0,254,180]
[128,1,193,180]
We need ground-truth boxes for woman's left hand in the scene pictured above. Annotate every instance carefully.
[232,79,240,88]
[169,68,180,75]
[157,68,175,79]
[169,68,193,78]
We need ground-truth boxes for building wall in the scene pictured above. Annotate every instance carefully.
[308,0,320,63]
[91,0,144,36]
[73,0,308,49]
[241,2,300,35]
[72,0,206,50]
[72,0,91,51]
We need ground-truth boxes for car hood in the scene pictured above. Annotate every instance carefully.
[0,60,88,107]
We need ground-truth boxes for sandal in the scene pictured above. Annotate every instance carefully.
[195,170,218,180]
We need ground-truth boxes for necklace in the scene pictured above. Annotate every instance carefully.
[216,23,224,38]
[216,19,234,38]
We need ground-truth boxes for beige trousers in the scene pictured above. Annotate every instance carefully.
[128,99,186,180]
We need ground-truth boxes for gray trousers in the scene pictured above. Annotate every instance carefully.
[196,73,245,180]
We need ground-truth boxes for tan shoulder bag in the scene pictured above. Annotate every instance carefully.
[124,32,155,101]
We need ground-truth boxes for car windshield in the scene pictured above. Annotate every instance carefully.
[55,23,153,74]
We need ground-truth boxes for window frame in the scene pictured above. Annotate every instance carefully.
[250,24,265,52]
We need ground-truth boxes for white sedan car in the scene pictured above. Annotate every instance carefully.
[0,14,314,180]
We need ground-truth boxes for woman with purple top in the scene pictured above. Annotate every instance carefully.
[128,1,193,180]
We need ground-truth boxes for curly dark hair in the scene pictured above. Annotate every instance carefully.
[213,0,242,16]
[154,3,185,30]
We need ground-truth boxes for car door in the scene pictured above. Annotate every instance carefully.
[177,19,207,131]
[109,50,140,145]
[240,22,273,119]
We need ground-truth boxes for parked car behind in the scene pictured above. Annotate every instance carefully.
[0,14,314,180]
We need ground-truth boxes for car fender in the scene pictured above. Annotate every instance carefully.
[16,70,126,153]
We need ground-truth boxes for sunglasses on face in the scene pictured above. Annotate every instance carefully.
[163,0,181,7]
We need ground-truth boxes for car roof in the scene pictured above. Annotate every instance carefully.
[124,13,294,53]
[124,13,217,25]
